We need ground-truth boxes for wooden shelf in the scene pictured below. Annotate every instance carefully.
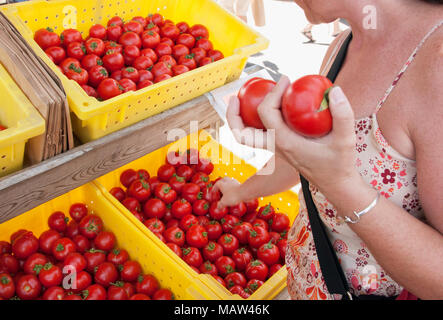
[0,95,222,223]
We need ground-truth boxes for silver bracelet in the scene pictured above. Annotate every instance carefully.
[344,193,380,224]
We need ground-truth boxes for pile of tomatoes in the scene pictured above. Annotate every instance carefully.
[110,149,290,299]
[34,13,224,101]
[0,203,173,300]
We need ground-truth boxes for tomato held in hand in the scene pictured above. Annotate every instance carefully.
[282,75,333,138]
[238,77,276,130]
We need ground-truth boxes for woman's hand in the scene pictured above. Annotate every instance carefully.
[212,177,243,208]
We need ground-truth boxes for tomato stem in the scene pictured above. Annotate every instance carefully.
[318,87,331,112]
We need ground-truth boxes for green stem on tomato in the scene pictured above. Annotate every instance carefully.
[318,87,331,112]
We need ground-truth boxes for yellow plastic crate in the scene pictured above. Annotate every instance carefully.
[0,63,45,178]
[0,182,221,300]
[2,0,269,143]
[95,131,300,300]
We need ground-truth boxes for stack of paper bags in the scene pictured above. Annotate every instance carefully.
[0,12,73,164]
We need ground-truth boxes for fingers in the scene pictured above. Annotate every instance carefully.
[328,86,355,138]
[226,95,245,131]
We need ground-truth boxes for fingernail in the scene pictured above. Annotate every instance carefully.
[330,86,346,104]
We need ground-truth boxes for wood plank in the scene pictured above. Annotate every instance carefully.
[0,96,222,223]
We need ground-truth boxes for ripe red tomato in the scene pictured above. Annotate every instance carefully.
[192,199,210,216]
[123,21,144,35]
[137,70,153,83]
[144,218,165,234]
[171,199,192,220]
[214,275,226,288]
[147,13,164,26]
[176,33,195,49]
[85,38,105,56]
[52,237,76,260]
[88,65,109,88]
[142,198,166,219]
[178,54,197,70]
[83,284,107,300]
[60,57,81,73]
[282,75,333,137]
[39,262,63,287]
[209,202,228,220]
[132,56,153,71]
[65,220,79,238]
[145,22,160,34]
[156,164,175,182]
[127,179,151,202]
[257,203,275,221]
[215,256,236,277]
[120,260,142,282]
[153,288,174,300]
[205,220,223,241]
[107,284,128,300]
[64,252,87,273]
[94,262,118,287]
[141,48,158,63]
[186,225,208,248]
[34,28,61,49]
[107,25,123,42]
[201,184,221,203]
[207,49,224,61]
[12,231,39,260]
[84,248,106,273]
[191,172,210,189]
[23,253,48,275]
[109,187,125,202]
[257,241,280,266]
[155,43,172,57]
[78,214,104,239]
[225,272,247,289]
[253,218,269,230]
[102,51,125,72]
[182,247,203,268]
[141,30,160,49]
[202,241,224,263]
[270,213,290,233]
[181,183,201,204]
[0,274,15,299]
[0,242,11,255]
[120,169,137,187]
[195,38,213,51]
[160,24,180,40]
[199,56,213,67]
[107,248,129,266]
[60,29,83,47]
[89,24,107,39]
[245,260,269,281]
[176,21,189,33]
[199,261,218,276]
[38,230,61,255]
[195,158,214,175]
[176,165,193,182]
[277,239,287,260]
[231,222,253,244]
[155,183,177,204]
[247,226,270,249]
[82,84,98,97]
[221,215,240,233]
[0,254,20,275]
[166,243,183,257]
[81,54,102,71]
[246,279,264,293]
[217,234,239,256]
[73,235,91,253]
[132,16,147,28]
[108,16,124,27]
[136,274,159,297]
[104,41,123,54]
[231,247,253,271]
[122,45,141,65]
[48,211,68,232]
[171,64,189,76]
[154,74,172,83]
[164,226,185,247]
[245,198,259,213]
[122,197,141,213]
[238,77,276,129]
[189,24,209,40]
[119,31,142,48]
[97,78,123,100]
[269,263,283,277]
[45,46,66,64]
[65,67,89,85]
[63,294,83,300]
[229,202,247,218]
[66,41,86,60]
[16,274,41,300]
[93,231,116,252]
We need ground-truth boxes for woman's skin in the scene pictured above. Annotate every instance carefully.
[214,0,443,299]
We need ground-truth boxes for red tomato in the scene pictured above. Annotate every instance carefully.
[133,56,153,71]
[191,172,210,189]
[245,198,259,213]
[166,243,183,258]
[82,84,98,97]
[182,247,203,268]
[119,31,141,48]
[0,242,11,255]
[153,288,174,300]
[257,241,280,266]
[141,30,160,49]
[94,262,118,287]
[41,285,65,300]
[143,198,166,219]
[172,200,193,220]
[139,69,154,82]
[215,256,236,277]
[110,187,126,202]
[63,294,82,300]
[176,165,194,181]
[38,230,61,255]
[65,67,89,85]
[127,179,150,202]
[107,284,128,300]
[231,222,253,244]
[97,78,123,100]
[189,24,209,40]
[64,252,87,273]
[104,41,123,54]
[202,185,221,203]
[120,169,138,187]
[132,16,147,28]
[123,21,144,35]
[277,239,287,260]
[48,211,68,232]
[243,211,258,225]
[120,260,142,282]
[202,241,223,263]
[83,284,107,300]
[181,183,201,204]
[238,77,276,129]
[246,260,268,281]
[178,54,197,70]
[60,57,80,73]
[66,220,80,239]
[39,262,63,287]
[171,64,189,76]
[16,274,41,300]
[94,231,116,252]
[199,261,218,276]
[169,174,186,193]
[89,24,107,39]
[72,235,91,253]
[60,29,82,47]
[269,263,283,277]
[186,225,208,248]
[199,56,213,67]
[107,25,123,42]
[155,183,177,204]
[130,293,150,300]
[207,49,224,61]
[246,279,264,293]
[282,75,333,137]
[232,247,253,271]
[102,51,125,72]
[157,164,176,182]
[155,43,172,57]
[107,248,129,266]
[34,28,60,49]
[84,248,106,273]
[269,232,282,245]
[154,74,172,83]
[0,274,15,299]
[229,202,247,218]
[193,199,210,216]
[221,215,240,233]
[144,218,165,234]
[140,48,158,63]
[160,24,180,40]
[195,158,214,175]
[145,22,160,34]
[11,232,39,260]
[45,46,66,64]
[122,44,141,65]
[247,226,270,249]
[176,33,195,49]
[225,272,247,289]
[217,234,239,256]
[176,21,189,33]
[147,13,164,26]
[205,220,223,241]
[108,16,124,27]
[52,237,75,260]
[257,204,275,221]
[88,65,109,88]
[136,274,159,297]
[163,227,185,247]
[85,38,105,56]
[195,38,213,51]
[270,213,290,233]
[66,41,86,60]
[209,202,228,220]
[23,253,48,275]
[78,214,104,239]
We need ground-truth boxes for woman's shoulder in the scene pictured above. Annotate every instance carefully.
[319,29,352,76]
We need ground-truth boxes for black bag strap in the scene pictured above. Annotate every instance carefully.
[300,32,354,299]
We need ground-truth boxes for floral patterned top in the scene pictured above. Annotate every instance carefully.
[285,20,443,300]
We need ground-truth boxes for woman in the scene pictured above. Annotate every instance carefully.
[214,0,443,300]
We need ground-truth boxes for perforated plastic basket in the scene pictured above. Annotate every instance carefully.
[0,63,45,178]
[95,130,300,300]
[2,0,269,143]
[0,182,221,299]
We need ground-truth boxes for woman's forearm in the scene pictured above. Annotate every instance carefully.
[326,177,443,299]
[237,154,300,202]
